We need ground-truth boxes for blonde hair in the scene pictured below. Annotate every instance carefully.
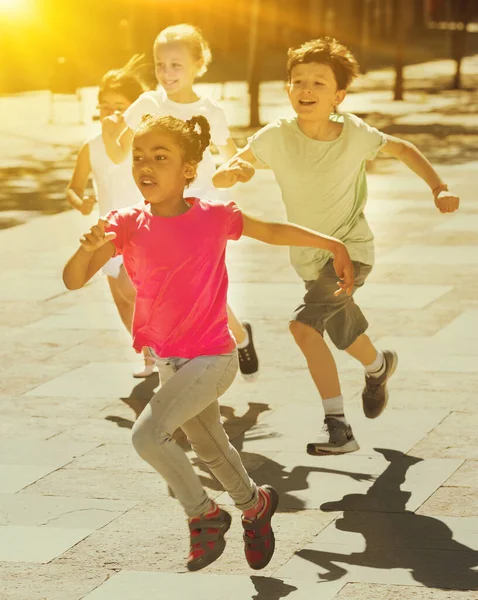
[154,24,212,77]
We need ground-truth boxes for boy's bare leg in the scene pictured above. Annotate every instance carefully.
[345,333,378,365]
[289,321,341,399]
[289,320,359,455]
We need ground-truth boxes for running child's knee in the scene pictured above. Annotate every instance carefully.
[289,319,317,345]
[131,419,170,457]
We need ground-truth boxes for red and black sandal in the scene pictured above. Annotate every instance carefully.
[242,485,279,570]
[187,505,232,572]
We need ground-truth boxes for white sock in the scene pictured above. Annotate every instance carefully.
[365,351,385,378]
[236,327,250,349]
[322,395,347,423]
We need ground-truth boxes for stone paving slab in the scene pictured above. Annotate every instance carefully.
[0,563,107,600]
[1,395,117,420]
[82,571,343,600]
[411,413,478,460]
[0,494,136,528]
[21,467,172,502]
[0,438,100,493]
[334,583,478,599]
[0,438,99,467]
[380,245,478,265]
[375,335,478,357]
[0,525,94,563]
[25,312,125,331]
[25,362,148,399]
[432,310,478,342]
[1,465,62,494]
[444,461,478,488]
[354,283,453,310]
[417,487,478,518]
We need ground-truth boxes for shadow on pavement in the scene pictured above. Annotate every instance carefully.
[250,576,298,600]
[295,448,478,591]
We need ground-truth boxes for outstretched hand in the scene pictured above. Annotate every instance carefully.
[79,217,116,252]
[333,246,355,296]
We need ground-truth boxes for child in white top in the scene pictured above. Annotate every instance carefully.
[102,23,259,381]
[66,56,155,377]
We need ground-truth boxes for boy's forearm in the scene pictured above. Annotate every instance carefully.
[63,247,93,290]
[399,143,443,192]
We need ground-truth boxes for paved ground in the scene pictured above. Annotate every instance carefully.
[1,57,478,599]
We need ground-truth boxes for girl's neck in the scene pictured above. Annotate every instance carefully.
[149,195,192,218]
[297,115,342,141]
[166,86,200,104]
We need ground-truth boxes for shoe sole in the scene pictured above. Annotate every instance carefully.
[187,511,232,572]
[306,438,360,456]
[364,351,399,419]
[248,486,279,571]
[240,370,260,383]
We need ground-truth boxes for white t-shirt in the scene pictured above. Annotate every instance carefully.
[123,90,231,200]
[88,133,144,216]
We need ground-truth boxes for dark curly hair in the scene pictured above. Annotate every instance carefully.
[287,37,359,90]
[135,114,211,187]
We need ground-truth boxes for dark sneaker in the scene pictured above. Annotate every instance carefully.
[187,505,232,571]
[237,322,259,382]
[242,486,278,570]
[362,350,398,419]
[306,417,359,455]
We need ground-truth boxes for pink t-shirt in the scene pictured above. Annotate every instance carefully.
[104,199,243,358]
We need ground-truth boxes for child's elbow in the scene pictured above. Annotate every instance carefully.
[62,271,82,291]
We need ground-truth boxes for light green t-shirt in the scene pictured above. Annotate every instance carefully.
[248,113,386,281]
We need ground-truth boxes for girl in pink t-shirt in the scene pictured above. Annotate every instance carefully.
[63,114,354,572]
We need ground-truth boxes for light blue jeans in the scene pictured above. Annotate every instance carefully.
[131,351,258,517]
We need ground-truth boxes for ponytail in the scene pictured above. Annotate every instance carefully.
[186,115,211,156]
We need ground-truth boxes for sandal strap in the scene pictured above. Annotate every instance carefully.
[188,516,228,532]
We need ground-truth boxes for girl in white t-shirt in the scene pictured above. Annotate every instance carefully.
[102,24,259,381]
[66,57,156,378]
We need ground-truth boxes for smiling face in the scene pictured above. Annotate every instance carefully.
[97,91,131,121]
[154,42,201,96]
[287,62,346,122]
[132,128,197,207]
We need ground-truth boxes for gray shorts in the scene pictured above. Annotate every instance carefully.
[291,259,373,350]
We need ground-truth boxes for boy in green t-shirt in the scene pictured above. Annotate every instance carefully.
[213,37,460,455]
